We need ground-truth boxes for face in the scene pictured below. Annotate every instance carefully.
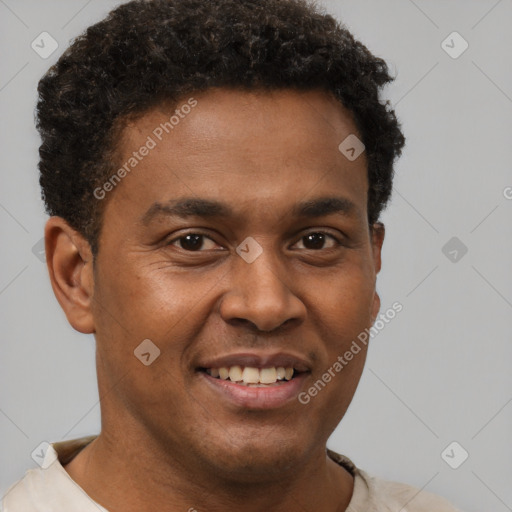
[88,88,383,481]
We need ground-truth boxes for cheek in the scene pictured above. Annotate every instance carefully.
[313,267,376,340]
[91,260,228,396]
[94,258,218,337]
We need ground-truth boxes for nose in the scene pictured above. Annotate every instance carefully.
[219,248,306,333]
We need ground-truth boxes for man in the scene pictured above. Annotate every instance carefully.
[2,0,462,510]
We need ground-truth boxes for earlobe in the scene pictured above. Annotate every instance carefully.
[44,217,96,334]
[370,290,381,325]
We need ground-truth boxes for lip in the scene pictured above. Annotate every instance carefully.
[197,351,312,373]
[199,370,309,409]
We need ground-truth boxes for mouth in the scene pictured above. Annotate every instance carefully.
[196,353,311,409]
[199,365,299,387]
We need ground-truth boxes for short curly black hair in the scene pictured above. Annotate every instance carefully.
[37,0,405,255]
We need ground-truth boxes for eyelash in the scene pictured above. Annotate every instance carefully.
[167,230,343,252]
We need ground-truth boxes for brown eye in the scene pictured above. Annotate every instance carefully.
[294,232,339,250]
[171,234,220,251]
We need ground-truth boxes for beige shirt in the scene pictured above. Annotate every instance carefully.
[2,436,461,511]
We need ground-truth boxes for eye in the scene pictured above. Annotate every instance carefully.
[167,231,341,253]
[169,233,222,252]
[292,232,340,250]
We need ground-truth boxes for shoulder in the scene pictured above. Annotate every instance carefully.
[327,449,462,512]
[2,467,47,512]
[2,437,106,512]
[356,467,463,512]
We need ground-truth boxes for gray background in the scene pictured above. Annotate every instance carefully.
[1,1,511,510]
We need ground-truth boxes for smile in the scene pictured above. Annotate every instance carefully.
[196,352,311,409]
[204,365,295,386]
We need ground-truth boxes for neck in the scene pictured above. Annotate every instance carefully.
[64,429,354,512]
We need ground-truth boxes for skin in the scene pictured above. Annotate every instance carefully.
[45,88,385,512]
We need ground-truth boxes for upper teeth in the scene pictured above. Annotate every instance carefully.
[207,366,294,384]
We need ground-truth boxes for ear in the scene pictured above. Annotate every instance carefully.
[44,217,96,334]
[369,222,385,323]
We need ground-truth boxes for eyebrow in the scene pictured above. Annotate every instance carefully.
[141,196,358,225]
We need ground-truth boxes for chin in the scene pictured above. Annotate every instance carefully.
[192,427,313,483]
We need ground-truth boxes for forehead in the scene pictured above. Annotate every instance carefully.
[107,88,368,226]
